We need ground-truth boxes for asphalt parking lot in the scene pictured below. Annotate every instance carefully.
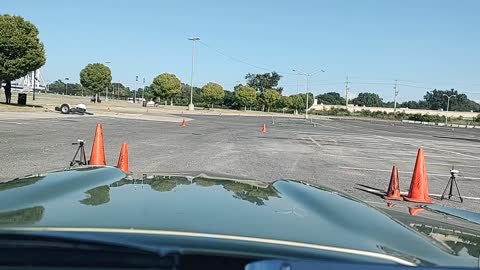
[1,112,479,212]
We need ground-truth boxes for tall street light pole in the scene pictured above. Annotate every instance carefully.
[65,78,69,95]
[443,94,456,126]
[135,76,138,103]
[188,37,200,111]
[292,68,325,119]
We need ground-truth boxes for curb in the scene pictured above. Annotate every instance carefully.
[401,119,479,129]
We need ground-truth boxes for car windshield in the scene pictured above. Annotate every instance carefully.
[1,0,480,268]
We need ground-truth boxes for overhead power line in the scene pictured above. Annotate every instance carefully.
[198,41,299,75]
[194,41,478,95]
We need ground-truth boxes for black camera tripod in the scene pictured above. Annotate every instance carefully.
[70,140,87,167]
[441,167,463,203]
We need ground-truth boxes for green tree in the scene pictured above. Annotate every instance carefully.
[288,94,305,114]
[277,95,290,109]
[245,72,282,93]
[0,15,46,101]
[223,90,236,108]
[150,73,181,105]
[299,93,314,109]
[79,63,112,100]
[262,89,281,112]
[48,80,85,96]
[316,92,346,105]
[201,82,225,108]
[399,100,428,109]
[352,92,384,107]
[424,89,479,112]
[111,82,131,99]
[234,85,256,111]
[173,83,202,106]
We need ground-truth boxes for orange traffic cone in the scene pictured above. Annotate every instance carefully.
[383,165,402,200]
[181,118,187,128]
[116,143,129,174]
[89,124,106,165]
[404,148,432,204]
[261,123,267,134]
[408,207,424,216]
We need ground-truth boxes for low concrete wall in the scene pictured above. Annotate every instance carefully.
[310,104,478,118]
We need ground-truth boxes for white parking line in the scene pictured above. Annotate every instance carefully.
[376,135,480,161]
[315,153,410,162]
[308,137,471,161]
[308,136,323,148]
[357,186,480,201]
[310,121,345,130]
[340,166,480,180]
[0,121,24,125]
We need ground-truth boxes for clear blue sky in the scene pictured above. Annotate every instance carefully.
[3,0,480,101]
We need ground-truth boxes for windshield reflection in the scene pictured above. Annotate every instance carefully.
[410,223,480,258]
[80,185,111,206]
[0,175,45,192]
[0,206,44,225]
[79,175,280,206]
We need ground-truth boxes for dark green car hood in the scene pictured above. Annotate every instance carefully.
[0,166,479,267]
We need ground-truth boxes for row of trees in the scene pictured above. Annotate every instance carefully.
[144,72,314,112]
[53,62,480,113]
[73,63,480,113]
[47,80,133,98]
[316,90,480,112]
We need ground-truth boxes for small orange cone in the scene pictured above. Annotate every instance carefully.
[89,124,106,165]
[408,207,424,216]
[181,118,187,128]
[261,123,267,134]
[116,143,129,174]
[383,165,402,200]
[404,148,432,204]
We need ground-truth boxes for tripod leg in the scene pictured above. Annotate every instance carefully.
[70,146,81,167]
[448,178,454,199]
[80,145,87,165]
[441,178,452,200]
[453,178,463,203]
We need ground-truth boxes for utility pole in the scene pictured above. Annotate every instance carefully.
[188,37,200,111]
[393,80,399,113]
[142,77,145,101]
[296,76,299,93]
[345,76,349,108]
[305,75,310,119]
[134,76,138,103]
